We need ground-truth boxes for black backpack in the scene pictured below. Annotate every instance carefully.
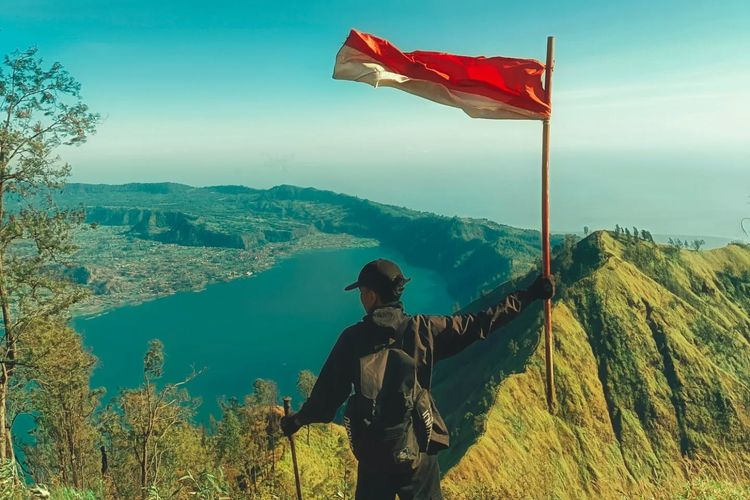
[344,318,433,473]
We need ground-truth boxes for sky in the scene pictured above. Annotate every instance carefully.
[1,0,749,239]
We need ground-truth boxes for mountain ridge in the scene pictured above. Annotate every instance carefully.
[433,231,750,498]
[58,182,560,306]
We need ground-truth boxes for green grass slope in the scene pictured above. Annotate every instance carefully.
[276,423,357,500]
[434,232,750,499]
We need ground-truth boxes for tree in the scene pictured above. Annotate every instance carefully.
[296,370,316,404]
[214,400,243,467]
[692,239,705,251]
[250,378,278,407]
[0,47,99,461]
[211,381,285,496]
[633,227,639,240]
[615,224,621,235]
[583,226,589,236]
[297,370,317,444]
[20,322,103,490]
[109,340,200,498]
[214,397,274,496]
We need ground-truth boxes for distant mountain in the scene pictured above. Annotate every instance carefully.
[259,185,556,302]
[59,183,559,304]
[62,182,193,195]
[433,232,750,498]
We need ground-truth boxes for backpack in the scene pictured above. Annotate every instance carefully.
[343,318,433,473]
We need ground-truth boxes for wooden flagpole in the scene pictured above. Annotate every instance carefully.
[542,36,556,413]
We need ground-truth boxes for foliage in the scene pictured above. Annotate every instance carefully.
[49,486,100,499]
[211,381,287,497]
[100,340,202,499]
[0,459,23,498]
[19,321,102,490]
[248,378,277,407]
[207,378,354,498]
[613,223,653,243]
[296,369,317,444]
[176,470,232,499]
[0,46,98,461]
[296,370,316,404]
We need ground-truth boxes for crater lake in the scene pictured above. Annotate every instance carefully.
[73,245,454,421]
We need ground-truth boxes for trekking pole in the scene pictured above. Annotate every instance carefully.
[283,396,303,500]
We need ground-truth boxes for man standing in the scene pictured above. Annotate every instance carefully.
[281,259,554,499]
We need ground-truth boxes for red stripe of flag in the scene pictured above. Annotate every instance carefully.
[333,29,551,120]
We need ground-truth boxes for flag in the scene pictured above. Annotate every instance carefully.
[333,29,550,120]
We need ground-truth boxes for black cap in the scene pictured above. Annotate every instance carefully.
[344,259,410,293]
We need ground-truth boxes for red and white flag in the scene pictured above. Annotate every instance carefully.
[333,29,550,120]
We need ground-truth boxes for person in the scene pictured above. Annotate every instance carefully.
[280,258,554,499]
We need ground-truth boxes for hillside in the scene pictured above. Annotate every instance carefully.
[261,185,550,302]
[433,232,750,498]
[50,183,556,313]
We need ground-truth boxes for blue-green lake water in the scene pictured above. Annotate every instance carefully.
[73,246,453,422]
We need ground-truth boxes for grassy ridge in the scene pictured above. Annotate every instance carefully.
[435,232,750,498]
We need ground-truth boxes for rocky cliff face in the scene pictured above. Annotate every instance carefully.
[86,207,251,249]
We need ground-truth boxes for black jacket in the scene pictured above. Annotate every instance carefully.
[295,290,532,449]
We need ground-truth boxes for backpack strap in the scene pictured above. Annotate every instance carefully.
[392,315,410,348]
[394,315,420,401]
[412,321,419,401]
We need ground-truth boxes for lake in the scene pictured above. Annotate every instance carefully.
[73,245,454,421]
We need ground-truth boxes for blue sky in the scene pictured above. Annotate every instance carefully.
[1,0,748,239]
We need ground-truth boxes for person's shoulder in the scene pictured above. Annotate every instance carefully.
[409,312,443,324]
[338,320,367,341]
[405,313,440,333]
[342,321,364,334]
[410,312,451,333]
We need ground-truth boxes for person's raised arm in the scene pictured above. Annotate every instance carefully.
[430,275,554,361]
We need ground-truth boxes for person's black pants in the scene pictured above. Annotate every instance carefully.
[355,453,443,500]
